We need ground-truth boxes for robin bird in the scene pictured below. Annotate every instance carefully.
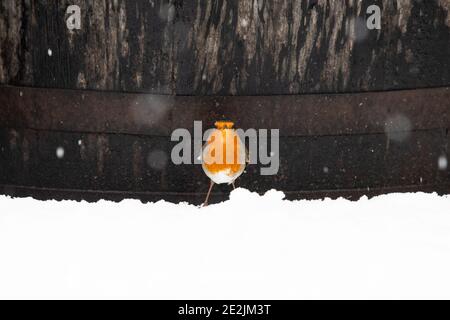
[201,121,247,206]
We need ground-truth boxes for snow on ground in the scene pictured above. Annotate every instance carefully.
[1,189,450,300]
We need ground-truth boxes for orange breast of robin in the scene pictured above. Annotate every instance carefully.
[202,122,245,175]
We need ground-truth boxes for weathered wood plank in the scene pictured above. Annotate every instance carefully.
[1,0,450,94]
[0,0,174,93]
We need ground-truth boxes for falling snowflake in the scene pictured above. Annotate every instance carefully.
[438,156,448,171]
[147,150,168,171]
[56,147,65,159]
[347,17,369,43]
[48,49,53,56]
[384,114,412,143]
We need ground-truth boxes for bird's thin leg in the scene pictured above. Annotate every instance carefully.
[203,180,215,207]
[232,182,236,190]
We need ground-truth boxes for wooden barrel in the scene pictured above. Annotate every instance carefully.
[1,0,449,203]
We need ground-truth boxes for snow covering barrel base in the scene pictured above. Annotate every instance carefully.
[0,86,449,204]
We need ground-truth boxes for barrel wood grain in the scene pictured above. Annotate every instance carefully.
[1,0,450,95]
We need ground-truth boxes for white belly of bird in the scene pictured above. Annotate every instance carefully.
[203,167,245,185]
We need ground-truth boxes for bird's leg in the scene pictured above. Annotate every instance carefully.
[232,182,236,190]
[203,180,215,207]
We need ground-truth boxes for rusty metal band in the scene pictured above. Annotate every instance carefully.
[0,86,449,137]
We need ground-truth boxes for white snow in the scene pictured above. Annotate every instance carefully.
[1,190,450,300]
